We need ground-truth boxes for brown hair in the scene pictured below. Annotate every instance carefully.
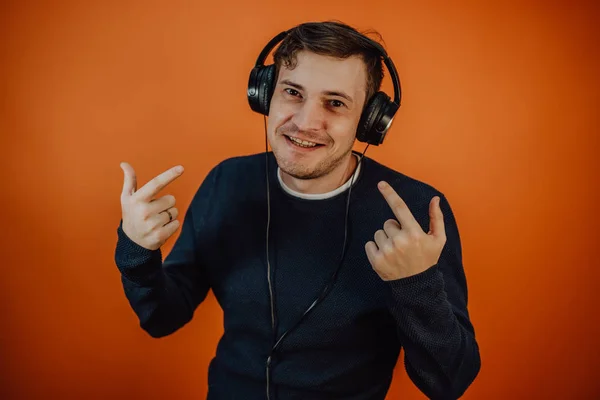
[272,21,386,108]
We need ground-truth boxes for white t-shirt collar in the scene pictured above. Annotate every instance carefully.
[277,153,361,200]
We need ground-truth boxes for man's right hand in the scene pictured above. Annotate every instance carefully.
[120,162,185,251]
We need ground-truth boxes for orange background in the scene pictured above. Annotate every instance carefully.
[1,0,599,399]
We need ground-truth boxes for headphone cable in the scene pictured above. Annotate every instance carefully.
[263,116,370,399]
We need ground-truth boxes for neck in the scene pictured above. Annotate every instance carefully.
[280,152,358,195]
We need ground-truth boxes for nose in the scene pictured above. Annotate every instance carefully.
[291,99,326,132]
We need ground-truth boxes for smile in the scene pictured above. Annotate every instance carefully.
[285,135,324,148]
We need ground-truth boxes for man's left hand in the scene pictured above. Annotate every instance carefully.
[365,181,447,281]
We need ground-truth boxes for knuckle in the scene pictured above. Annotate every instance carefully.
[151,176,165,190]
[383,219,397,229]
[382,244,395,257]
[140,224,154,239]
[149,176,160,188]
[391,234,404,247]
[391,199,403,209]
[151,231,165,246]
[372,251,385,264]
[139,205,152,220]
[409,231,421,241]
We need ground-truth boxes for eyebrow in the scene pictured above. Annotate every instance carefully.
[280,79,354,104]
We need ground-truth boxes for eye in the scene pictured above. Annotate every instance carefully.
[284,88,301,97]
[329,99,346,108]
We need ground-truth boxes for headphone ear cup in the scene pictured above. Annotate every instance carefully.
[260,65,276,115]
[357,92,387,144]
[247,66,261,114]
[248,65,276,116]
[356,92,399,145]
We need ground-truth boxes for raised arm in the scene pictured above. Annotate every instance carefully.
[114,162,214,338]
[366,182,481,399]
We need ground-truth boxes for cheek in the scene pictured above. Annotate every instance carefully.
[267,109,292,140]
[329,120,359,145]
[268,99,293,124]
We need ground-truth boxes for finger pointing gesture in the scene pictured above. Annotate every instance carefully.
[378,181,445,240]
[377,181,423,234]
[119,162,185,251]
[365,181,447,281]
[133,165,184,202]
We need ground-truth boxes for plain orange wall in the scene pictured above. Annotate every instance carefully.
[2,0,599,398]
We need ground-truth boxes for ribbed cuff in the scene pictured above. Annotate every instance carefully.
[114,220,162,280]
[385,265,444,309]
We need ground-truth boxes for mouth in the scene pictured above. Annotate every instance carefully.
[284,135,325,149]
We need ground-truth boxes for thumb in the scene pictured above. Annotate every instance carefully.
[120,162,137,197]
[428,196,445,238]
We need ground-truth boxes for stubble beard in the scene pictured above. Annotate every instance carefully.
[271,123,354,180]
[275,141,354,180]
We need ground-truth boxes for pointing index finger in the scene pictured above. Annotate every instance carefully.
[135,165,184,201]
[377,181,420,232]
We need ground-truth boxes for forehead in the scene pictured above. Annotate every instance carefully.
[277,51,367,96]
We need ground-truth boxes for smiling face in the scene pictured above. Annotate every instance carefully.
[267,50,368,187]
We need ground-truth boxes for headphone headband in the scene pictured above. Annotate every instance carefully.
[254,29,401,107]
[254,30,289,67]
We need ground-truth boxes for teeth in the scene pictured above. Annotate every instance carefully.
[289,136,317,147]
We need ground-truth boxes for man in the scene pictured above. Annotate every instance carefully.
[115,21,480,400]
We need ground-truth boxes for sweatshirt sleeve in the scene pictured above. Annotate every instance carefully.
[385,194,481,399]
[114,166,218,338]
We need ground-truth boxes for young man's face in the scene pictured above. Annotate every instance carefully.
[267,51,368,180]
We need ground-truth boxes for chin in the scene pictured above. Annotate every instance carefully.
[273,144,350,181]
[281,164,325,180]
[273,150,323,180]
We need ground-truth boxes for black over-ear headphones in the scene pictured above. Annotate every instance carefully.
[247,28,402,146]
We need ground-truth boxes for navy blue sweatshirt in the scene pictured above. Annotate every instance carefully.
[114,152,480,399]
